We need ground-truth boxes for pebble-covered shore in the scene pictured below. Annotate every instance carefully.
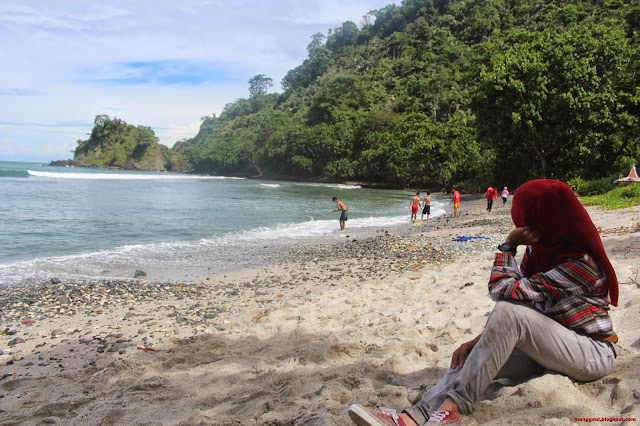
[0,204,513,382]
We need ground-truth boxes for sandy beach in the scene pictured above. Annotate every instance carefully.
[1,198,639,425]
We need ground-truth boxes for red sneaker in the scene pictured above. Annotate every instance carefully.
[427,410,462,424]
[348,404,408,426]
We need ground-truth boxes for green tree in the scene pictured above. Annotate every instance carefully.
[182,0,640,187]
[307,32,326,56]
[474,24,632,180]
[248,74,273,97]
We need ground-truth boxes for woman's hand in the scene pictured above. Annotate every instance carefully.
[450,334,482,369]
[505,226,540,247]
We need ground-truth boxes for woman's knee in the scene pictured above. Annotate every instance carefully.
[491,301,528,320]
[486,301,539,332]
[574,342,616,381]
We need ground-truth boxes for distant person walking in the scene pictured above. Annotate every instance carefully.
[449,189,461,218]
[484,186,498,212]
[421,192,432,222]
[410,192,421,222]
[501,186,509,205]
[331,197,348,231]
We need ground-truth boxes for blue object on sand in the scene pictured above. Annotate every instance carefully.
[452,236,489,242]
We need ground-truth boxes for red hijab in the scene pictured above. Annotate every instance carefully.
[511,179,618,306]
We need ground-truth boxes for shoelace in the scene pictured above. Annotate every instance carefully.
[429,410,451,422]
[379,408,400,425]
[379,408,406,426]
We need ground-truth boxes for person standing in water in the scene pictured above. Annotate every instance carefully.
[421,192,432,222]
[410,192,421,222]
[332,197,348,231]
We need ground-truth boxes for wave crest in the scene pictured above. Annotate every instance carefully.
[26,170,244,180]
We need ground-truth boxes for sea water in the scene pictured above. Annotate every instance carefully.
[0,161,447,285]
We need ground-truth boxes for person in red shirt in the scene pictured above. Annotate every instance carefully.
[484,186,498,212]
[449,189,461,218]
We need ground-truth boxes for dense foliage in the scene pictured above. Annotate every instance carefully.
[84,0,640,189]
[582,184,640,209]
[74,115,189,171]
[181,0,640,189]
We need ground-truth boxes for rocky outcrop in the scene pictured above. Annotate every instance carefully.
[50,115,191,172]
[49,159,90,168]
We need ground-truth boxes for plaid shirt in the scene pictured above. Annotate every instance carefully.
[489,247,617,342]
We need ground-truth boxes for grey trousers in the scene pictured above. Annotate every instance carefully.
[404,301,616,425]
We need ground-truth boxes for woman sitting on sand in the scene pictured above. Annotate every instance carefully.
[348,179,618,425]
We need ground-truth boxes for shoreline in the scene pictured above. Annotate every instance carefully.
[0,195,455,287]
[47,159,456,191]
[1,198,639,424]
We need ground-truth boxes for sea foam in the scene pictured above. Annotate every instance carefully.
[26,170,243,180]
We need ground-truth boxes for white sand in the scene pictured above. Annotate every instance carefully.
[1,200,639,425]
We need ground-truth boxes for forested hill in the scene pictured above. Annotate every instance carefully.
[71,115,190,172]
[184,0,640,190]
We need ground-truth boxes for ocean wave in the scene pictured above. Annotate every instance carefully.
[260,183,281,188]
[301,183,362,189]
[0,213,411,284]
[332,184,362,189]
[26,170,244,180]
[0,201,447,286]
[0,170,29,178]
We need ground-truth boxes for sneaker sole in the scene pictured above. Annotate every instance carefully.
[348,404,390,426]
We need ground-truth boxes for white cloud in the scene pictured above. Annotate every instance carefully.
[0,0,393,162]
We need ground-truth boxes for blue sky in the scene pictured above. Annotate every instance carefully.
[0,0,392,162]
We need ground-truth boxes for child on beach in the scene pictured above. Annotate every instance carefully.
[348,179,618,425]
[449,190,460,218]
[501,186,509,204]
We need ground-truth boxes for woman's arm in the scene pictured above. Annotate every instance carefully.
[489,252,603,302]
[490,226,605,302]
[450,333,482,368]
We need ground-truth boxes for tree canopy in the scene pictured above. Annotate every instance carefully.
[83,0,640,189]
